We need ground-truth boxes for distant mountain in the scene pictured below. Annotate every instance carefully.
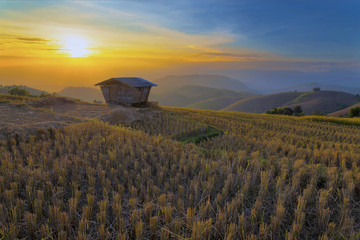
[275,82,360,95]
[224,90,359,114]
[152,74,256,94]
[58,87,104,102]
[150,85,256,109]
[216,69,360,93]
[0,85,47,95]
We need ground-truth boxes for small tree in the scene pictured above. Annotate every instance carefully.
[8,87,30,96]
[312,110,324,116]
[313,87,321,92]
[283,107,294,116]
[349,107,360,118]
[294,105,304,116]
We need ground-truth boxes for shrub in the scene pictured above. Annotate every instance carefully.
[8,87,30,96]
[266,106,299,116]
[349,107,360,118]
[294,105,304,116]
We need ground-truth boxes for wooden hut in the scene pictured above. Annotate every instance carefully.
[95,77,157,106]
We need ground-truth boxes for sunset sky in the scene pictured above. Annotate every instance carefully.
[0,0,359,91]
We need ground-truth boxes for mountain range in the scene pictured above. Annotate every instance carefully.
[213,69,360,94]
[3,72,359,115]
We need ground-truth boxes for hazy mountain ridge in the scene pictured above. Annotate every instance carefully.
[58,87,105,102]
[150,85,256,109]
[275,82,360,95]
[152,74,257,93]
[218,69,360,93]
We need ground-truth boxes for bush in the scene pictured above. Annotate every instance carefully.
[266,106,303,116]
[294,105,304,116]
[312,110,324,116]
[8,87,30,96]
[349,106,360,118]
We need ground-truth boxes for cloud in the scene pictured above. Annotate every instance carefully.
[15,37,49,42]
[44,48,64,51]
[199,52,264,58]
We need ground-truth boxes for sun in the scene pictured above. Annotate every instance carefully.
[62,35,93,57]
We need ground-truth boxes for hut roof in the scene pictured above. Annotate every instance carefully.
[95,77,157,88]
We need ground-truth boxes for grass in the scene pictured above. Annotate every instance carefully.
[178,126,224,144]
[290,91,312,103]
[302,115,360,126]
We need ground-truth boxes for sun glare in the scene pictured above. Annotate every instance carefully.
[62,35,93,57]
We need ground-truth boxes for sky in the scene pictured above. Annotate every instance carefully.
[0,0,359,91]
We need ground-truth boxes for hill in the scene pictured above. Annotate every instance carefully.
[1,95,360,239]
[286,90,359,114]
[58,87,104,102]
[187,96,249,110]
[0,85,47,95]
[220,69,360,93]
[328,102,360,117]
[151,85,256,109]
[224,91,304,113]
[225,90,359,114]
[152,74,256,94]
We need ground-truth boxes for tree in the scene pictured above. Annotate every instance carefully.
[294,105,304,116]
[8,87,30,96]
[349,107,360,118]
[283,107,294,116]
[313,87,321,92]
[312,110,324,116]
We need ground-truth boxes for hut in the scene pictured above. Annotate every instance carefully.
[95,77,157,106]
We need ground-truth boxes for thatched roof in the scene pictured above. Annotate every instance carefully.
[95,77,157,88]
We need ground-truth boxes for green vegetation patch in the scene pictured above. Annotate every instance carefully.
[302,115,360,126]
[291,91,312,103]
[178,126,224,144]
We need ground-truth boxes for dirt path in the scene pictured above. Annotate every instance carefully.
[0,96,159,140]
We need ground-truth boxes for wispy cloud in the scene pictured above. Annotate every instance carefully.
[15,37,49,42]
[199,52,264,58]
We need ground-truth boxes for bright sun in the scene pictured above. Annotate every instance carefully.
[62,35,93,57]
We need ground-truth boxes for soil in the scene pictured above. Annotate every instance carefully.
[0,96,160,140]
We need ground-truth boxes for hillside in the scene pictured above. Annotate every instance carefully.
[224,91,304,113]
[1,94,360,239]
[328,102,360,117]
[151,85,256,109]
[188,96,248,110]
[0,85,47,95]
[58,87,104,102]
[225,90,359,114]
[286,90,359,114]
[152,74,255,93]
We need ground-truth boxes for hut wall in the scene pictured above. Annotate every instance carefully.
[100,86,110,103]
[139,87,151,102]
[99,84,153,105]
